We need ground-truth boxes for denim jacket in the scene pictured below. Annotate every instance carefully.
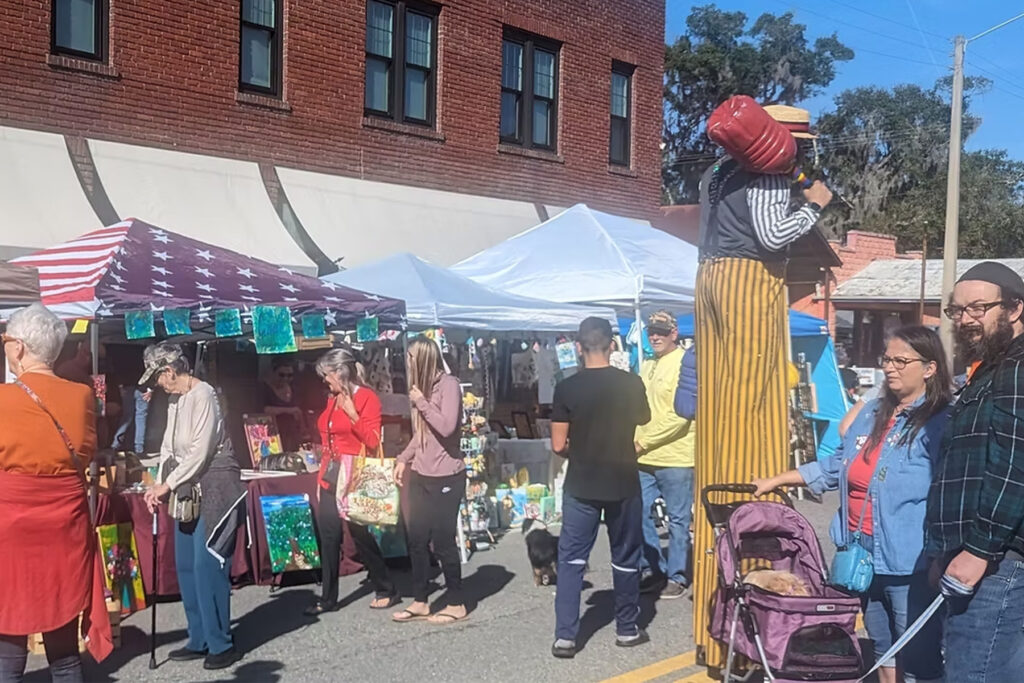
[798,395,950,576]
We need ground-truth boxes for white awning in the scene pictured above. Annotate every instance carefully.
[277,166,549,267]
[0,126,101,254]
[89,140,314,271]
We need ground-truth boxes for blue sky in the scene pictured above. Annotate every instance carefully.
[666,1,1024,158]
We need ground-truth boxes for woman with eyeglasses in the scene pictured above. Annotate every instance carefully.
[262,356,305,451]
[753,326,951,683]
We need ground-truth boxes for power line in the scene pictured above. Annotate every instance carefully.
[963,60,1024,100]
[967,51,1024,90]
[822,0,947,39]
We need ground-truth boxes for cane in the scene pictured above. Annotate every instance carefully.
[149,508,158,670]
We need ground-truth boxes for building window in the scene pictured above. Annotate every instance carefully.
[610,62,634,166]
[51,0,106,61]
[500,29,559,150]
[365,1,438,126]
[239,0,282,96]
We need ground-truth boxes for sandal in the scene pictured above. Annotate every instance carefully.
[391,609,429,623]
[370,595,400,610]
[303,601,340,617]
[427,610,469,625]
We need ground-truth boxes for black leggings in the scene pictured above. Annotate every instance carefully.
[317,463,395,605]
[0,619,82,683]
[407,470,466,605]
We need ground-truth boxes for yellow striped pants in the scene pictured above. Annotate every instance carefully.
[692,257,789,668]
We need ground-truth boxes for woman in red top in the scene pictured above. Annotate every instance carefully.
[305,348,396,616]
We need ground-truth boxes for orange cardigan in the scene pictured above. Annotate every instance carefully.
[0,373,97,475]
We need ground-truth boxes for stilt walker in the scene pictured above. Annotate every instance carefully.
[692,104,833,670]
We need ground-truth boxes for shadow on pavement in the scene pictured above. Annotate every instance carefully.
[575,590,659,651]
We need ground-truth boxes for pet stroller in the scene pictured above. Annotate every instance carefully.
[702,484,863,683]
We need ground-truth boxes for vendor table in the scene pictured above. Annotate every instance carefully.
[96,472,363,597]
[495,438,563,488]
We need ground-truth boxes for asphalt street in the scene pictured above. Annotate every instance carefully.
[25,493,837,683]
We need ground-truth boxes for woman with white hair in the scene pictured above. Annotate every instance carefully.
[0,304,113,681]
[141,343,245,671]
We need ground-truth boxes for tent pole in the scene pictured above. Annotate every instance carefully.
[88,321,99,523]
[633,298,642,375]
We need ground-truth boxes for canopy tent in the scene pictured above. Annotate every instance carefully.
[0,263,41,320]
[323,252,615,332]
[451,204,699,316]
[7,219,404,331]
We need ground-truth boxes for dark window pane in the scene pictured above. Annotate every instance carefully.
[501,41,523,91]
[365,57,390,112]
[406,12,432,68]
[611,118,629,164]
[500,92,520,139]
[367,1,394,58]
[54,0,96,54]
[611,72,629,118]
[533,49,555,98]
[240,26,273,88]
[242,0,275,28]
[532,100,551,146]
[405,68,428,120]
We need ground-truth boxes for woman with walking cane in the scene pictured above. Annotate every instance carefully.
[142,343,246,671]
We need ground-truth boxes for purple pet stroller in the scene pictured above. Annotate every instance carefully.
[702,485,863,683]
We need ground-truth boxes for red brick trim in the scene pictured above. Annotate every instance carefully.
[46,54,119,79]
[362,116,445,142]
[497,143,563,164]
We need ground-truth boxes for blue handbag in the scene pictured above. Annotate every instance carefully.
[829,459,878,593]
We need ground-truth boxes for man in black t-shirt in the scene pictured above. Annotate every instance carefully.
[549,317,651,659]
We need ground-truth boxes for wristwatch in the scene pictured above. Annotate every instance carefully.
[807,202,823,213]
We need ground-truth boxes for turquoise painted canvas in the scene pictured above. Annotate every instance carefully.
[124,310,156,340]
[253,305,297,354]
[259,495,321,573]
[301,313,327,339]
[356,315,379,343]
[163,308,192,336]
[215,309,243,338]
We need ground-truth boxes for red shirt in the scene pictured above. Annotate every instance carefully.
[847,419,894,535]
[317,387,382,458]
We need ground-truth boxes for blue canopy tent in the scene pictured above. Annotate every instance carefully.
[626,309,848,459]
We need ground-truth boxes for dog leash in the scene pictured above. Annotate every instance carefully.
[855,574,973,682]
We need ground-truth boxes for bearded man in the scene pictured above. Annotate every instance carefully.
[927,261,1024,682]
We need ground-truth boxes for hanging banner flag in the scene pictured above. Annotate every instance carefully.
[163,308,192,336]
[301,313,328,340]
[125,311,156,340]
[215,309,243,338]
[253,305,297,354]
[71,320,89,335]
[356,315,380,343]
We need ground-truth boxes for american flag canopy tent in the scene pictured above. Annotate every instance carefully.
[8,219,405,329]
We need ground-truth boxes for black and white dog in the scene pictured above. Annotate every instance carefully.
[522,518,558,586]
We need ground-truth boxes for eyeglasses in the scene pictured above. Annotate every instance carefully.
[647,327,675,337]
[943,300,1004,321]
[1,334,20,346]
[880,355,926,370]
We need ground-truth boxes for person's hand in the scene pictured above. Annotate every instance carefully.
[634,440,645,455]
[944,550,990,589]
[144,483,171,513]
[751,477,777,497]
[802,180,833,209]
[408,386,424,404]
[394,461,407,488]
[340,393,358,421]
[142,389,153,403]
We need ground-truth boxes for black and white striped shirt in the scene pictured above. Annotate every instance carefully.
[745,174,820,252]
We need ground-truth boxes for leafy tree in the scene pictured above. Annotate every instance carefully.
[662,5,853,202]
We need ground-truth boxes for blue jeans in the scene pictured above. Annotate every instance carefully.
[944,553,1024,682]
[638,465,693,586]
[861,571,943,681]
[111,387,149,453]
[554,493,642,641]
[175,517,235,655]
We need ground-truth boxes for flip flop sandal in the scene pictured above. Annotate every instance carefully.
[370,595,400,610]
[427,612,469,625]
[392,609,429,623]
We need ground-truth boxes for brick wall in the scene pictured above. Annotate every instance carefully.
[0,0,664,222]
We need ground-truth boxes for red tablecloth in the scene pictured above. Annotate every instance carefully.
[96,472,362,597]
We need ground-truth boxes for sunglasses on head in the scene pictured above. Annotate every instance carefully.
[648,327,674,337]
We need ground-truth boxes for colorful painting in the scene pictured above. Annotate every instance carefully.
[215,308,243,338]
[96,523,146,615]
[253,305,297,354]
[496,487,528,528]
[301,313,328,339]
[242,414,283,468]
[163,308,192,336]
[124,310,156,340]
[259,494,321,574]
[556,342,578,370]
[356,315,379,343]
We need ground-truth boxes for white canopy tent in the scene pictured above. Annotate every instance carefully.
[451,204,699,329]
[323,252,615,331]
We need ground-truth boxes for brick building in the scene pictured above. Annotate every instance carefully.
[0,0,664,273]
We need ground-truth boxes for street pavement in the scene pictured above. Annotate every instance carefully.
[25,493,837,683]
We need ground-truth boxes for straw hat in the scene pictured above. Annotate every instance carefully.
[763,104,817,139]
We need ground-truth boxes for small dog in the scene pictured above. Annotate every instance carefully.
[523,518,558,586]
[743,569,811,597]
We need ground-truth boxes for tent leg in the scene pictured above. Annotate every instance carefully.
[633,299,642,375]
[89,322,99,523]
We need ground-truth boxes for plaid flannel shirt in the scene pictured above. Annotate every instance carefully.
[926,333,1024,561]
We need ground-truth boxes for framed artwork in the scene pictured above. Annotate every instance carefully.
[242,413,283,468]
[511,411,534,439]
[489,420,510,438]
[259,494,321,574]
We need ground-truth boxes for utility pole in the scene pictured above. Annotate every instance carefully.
[940,35,965,370]
[920,235,928,325]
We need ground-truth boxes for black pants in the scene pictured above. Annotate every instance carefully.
[0,619,82,683]
[318,463,395,605]
[407,470,466,605]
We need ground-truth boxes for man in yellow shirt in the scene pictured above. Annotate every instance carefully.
[635,311,695,599]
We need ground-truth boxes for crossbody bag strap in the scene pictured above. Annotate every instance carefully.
[15,379,84,472]
[848,418,904,545]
